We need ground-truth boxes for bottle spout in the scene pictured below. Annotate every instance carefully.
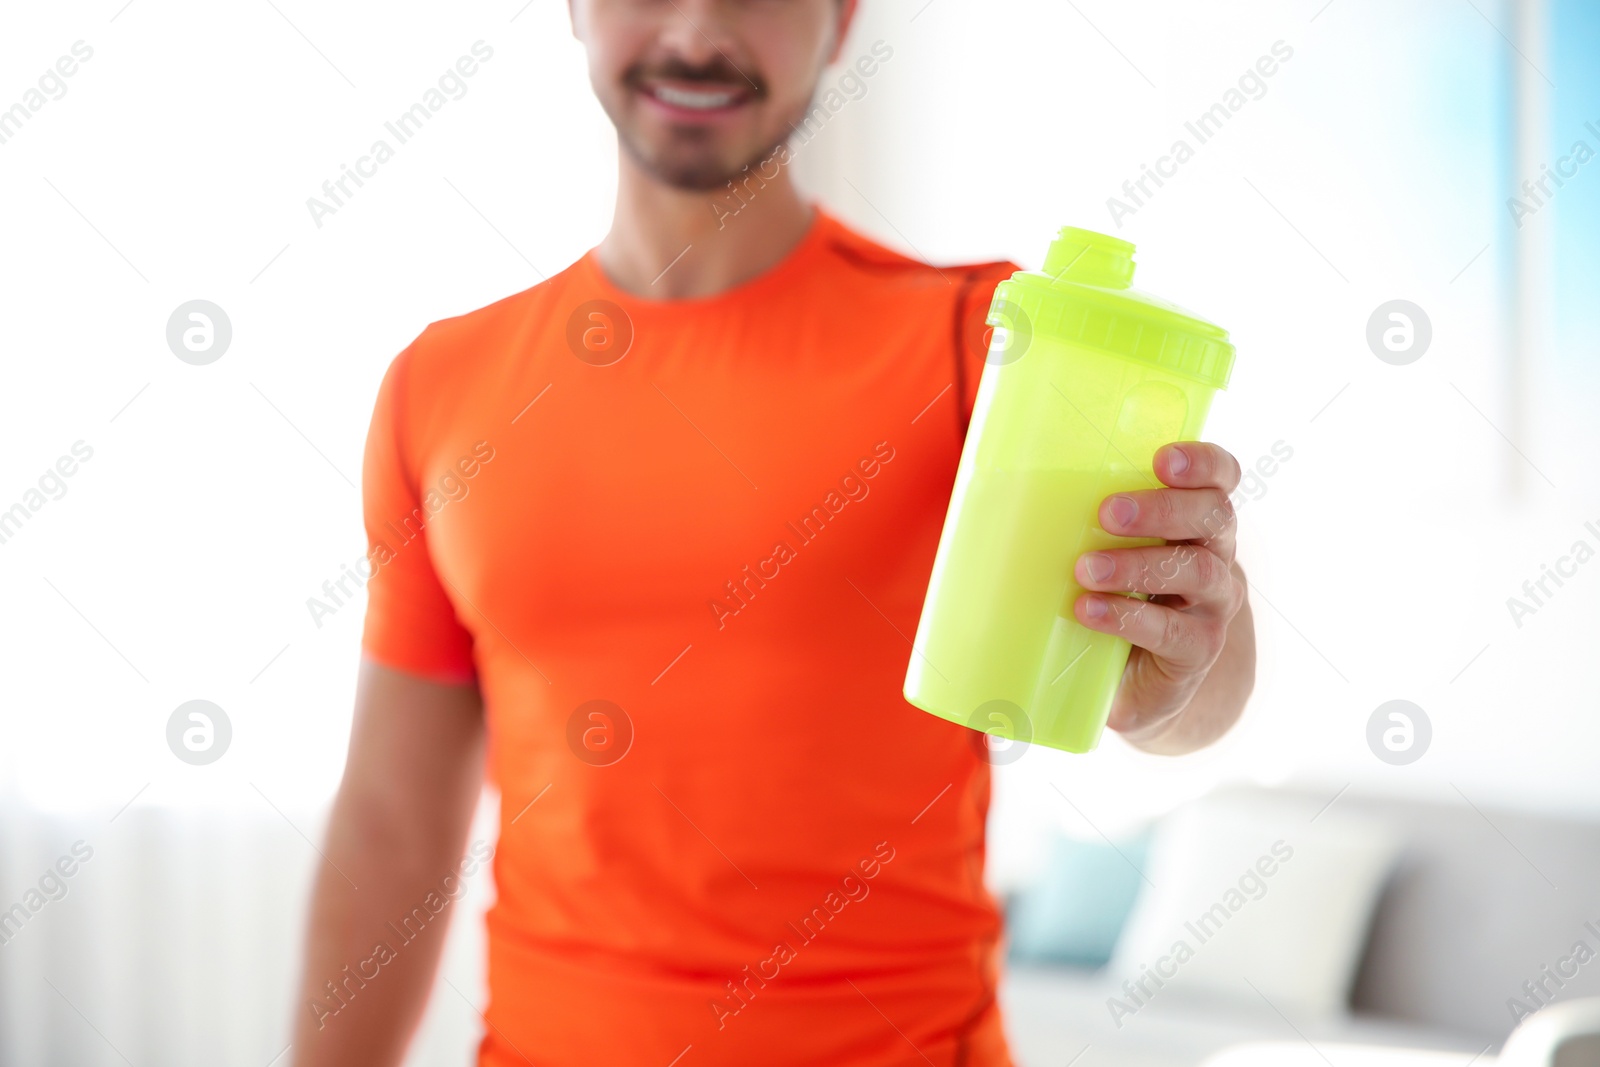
[1042,227,1136,289]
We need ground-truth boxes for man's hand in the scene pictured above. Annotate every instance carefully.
[1071,441,1256,754]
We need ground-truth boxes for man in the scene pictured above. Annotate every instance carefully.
[290,0,1256,1064]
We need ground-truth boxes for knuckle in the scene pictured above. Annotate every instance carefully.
[1159,549,1187,591]
[1158,548,1188,592]
[1221,450,1244,492]
[1175,611,1220,666]
[1196,490,1235,540]
[1215,488,1237,525]
[1146,550,1179,594]
[1132,554,1153,593]
[1155,489,1181,526]
[1228,573,1248,616]
[1160,608,1193,660]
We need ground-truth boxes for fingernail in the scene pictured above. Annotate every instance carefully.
[1082,552,1114,583]
[1168,447,1190,475]
[1109,495,1138,530]
[1083,596,1108,619]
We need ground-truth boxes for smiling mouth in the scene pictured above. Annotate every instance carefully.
[647,83,746,110]
[630,66,761,120]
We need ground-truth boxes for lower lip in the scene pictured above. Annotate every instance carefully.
[638,87,751,123]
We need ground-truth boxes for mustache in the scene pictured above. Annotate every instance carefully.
[625,56,764,96]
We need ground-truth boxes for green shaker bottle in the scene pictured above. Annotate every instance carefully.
[903,226,1236,754]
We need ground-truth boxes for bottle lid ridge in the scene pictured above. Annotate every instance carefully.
[992,225,1236,389]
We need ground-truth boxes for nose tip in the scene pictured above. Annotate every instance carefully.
[654,0,738,70]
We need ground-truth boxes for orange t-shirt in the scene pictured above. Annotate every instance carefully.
[360,206,1020,1066]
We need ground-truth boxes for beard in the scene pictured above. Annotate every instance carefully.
[614,122,792,192]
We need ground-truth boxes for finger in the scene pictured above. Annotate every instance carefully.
[1099,487,1238,562]
[1074,593,1225,673]
[1076,545,1239,609]
[1156,442,1242,494]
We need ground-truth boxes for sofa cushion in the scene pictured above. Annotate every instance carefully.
[1333,790,1600,1044]
[1007,828,1152,968]
[1106,789,1401,1020]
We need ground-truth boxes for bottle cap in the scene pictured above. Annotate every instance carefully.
[990,226,1235,389]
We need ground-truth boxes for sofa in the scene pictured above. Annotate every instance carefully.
[996,785,1600,1067]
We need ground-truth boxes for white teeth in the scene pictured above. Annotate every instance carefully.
[651,85,738,110]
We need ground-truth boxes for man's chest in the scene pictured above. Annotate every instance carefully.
[409,321,967,646]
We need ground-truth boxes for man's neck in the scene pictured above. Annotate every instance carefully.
[597,146,815,300]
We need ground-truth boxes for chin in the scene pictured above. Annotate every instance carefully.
[624,134,755,192]
[653,158,743,192]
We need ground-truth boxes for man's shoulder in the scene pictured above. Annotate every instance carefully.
[370,254,588,443]
[815,208,1019,296]
[403,256,585,370]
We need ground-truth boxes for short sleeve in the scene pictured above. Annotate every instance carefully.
[954,261,1022,438]
[358,343,478,684]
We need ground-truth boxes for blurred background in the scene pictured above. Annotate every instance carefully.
[1,0,1596,1064]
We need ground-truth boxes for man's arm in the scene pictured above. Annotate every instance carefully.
[291,660,485,1067]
